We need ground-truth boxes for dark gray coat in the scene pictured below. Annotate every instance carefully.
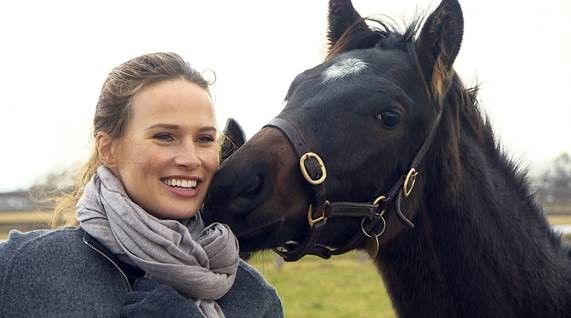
[0,227,283,317]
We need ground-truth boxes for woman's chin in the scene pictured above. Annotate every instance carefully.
[169,209,200,220]
[147,204,200,220]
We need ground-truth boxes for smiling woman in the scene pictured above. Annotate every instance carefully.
[0,52,283,318]
[96,79,219,220]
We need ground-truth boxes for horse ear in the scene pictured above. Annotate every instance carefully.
[327,0,370,49]
[416,0,464,93]
[220,118,246,163]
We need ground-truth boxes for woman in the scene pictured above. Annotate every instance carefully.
[0,53,283,318]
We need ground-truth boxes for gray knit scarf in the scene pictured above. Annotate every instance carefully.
[76,166,239,318]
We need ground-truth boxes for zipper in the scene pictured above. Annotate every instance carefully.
[82,236,133,292]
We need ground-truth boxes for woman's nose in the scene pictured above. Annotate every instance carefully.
[174,144,202,168]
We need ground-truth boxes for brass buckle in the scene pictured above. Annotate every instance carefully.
[403,168,418,197]
[299,152,327,185]
[307,204,327,228]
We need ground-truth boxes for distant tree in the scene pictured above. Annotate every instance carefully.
[28,166,77,208]
[535,153,571,208]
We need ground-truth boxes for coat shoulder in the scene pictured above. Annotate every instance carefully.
[0,227,126,317]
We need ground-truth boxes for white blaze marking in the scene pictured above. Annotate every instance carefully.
[323,58,368,82]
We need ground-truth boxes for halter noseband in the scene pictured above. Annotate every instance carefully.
[265,43,447,261]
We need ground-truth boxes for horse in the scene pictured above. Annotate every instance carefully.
[204,0,571,316]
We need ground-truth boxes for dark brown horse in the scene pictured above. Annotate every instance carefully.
[205,0,571,316]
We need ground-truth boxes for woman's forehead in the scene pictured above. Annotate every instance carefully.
[129,80,215,127]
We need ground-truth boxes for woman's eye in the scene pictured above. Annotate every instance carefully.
[377,110,402,129]
[197,135,216,144]
[154,133,175,142]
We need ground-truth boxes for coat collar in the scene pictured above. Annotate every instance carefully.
[79,227,144,285]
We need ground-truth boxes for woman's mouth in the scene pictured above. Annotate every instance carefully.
[161,177,201,197]
[162,177,198,188]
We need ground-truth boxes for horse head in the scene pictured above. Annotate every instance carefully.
[204,0,464,260]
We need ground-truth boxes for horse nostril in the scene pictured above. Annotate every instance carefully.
[229,172,269,215]
[241,175,263,198]
[205,163,271,218]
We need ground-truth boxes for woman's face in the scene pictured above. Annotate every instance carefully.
[109,79,219,219]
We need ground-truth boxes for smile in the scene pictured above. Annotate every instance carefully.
[161,178,198,189]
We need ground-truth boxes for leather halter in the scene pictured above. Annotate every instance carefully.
[264,43,446,261]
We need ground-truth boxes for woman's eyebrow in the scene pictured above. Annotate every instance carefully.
[146,124,217,133]
[146,123,179,130]
[199,126,217,133]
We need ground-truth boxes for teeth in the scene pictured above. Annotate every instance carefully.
[163,178,198,188]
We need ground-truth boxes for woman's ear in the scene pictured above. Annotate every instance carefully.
[95,132,118,167]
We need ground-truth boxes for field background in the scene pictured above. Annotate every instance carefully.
[250,252,396,318]
[249,213,571,317]
[1,212,570,317]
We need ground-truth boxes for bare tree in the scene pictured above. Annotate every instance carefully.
[535,153,571,211]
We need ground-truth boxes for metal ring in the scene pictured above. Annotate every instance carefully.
[403,168,419,197]
[366,236,380,258]
[372,196,387,217]
[372,195,386,206]
[360,215,386,238]
[307,205,326,228]
[299,152,327,185]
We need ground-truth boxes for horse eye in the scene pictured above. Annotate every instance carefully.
[377,111,401,128]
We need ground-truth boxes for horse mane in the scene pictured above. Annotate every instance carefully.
[448,76,549,224]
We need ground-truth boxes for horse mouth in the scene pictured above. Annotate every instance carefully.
[234,219,287,252]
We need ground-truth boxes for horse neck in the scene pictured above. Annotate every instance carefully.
[374,132,571,318]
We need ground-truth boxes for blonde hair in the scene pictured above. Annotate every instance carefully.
[52,52,212,227]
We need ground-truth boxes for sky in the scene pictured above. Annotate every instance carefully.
[0,0,570,191]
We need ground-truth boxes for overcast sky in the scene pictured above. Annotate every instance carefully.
[0,0,570,191]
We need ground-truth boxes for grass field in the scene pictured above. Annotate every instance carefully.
[0,211,52,240]
[544,205,571,215]
[0,211,52,223]
[1,212,570,316]
[547,214,571,225]
[249,252,396,318]
[248,214,571,317]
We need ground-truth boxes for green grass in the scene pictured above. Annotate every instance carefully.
[248,252,396,318]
